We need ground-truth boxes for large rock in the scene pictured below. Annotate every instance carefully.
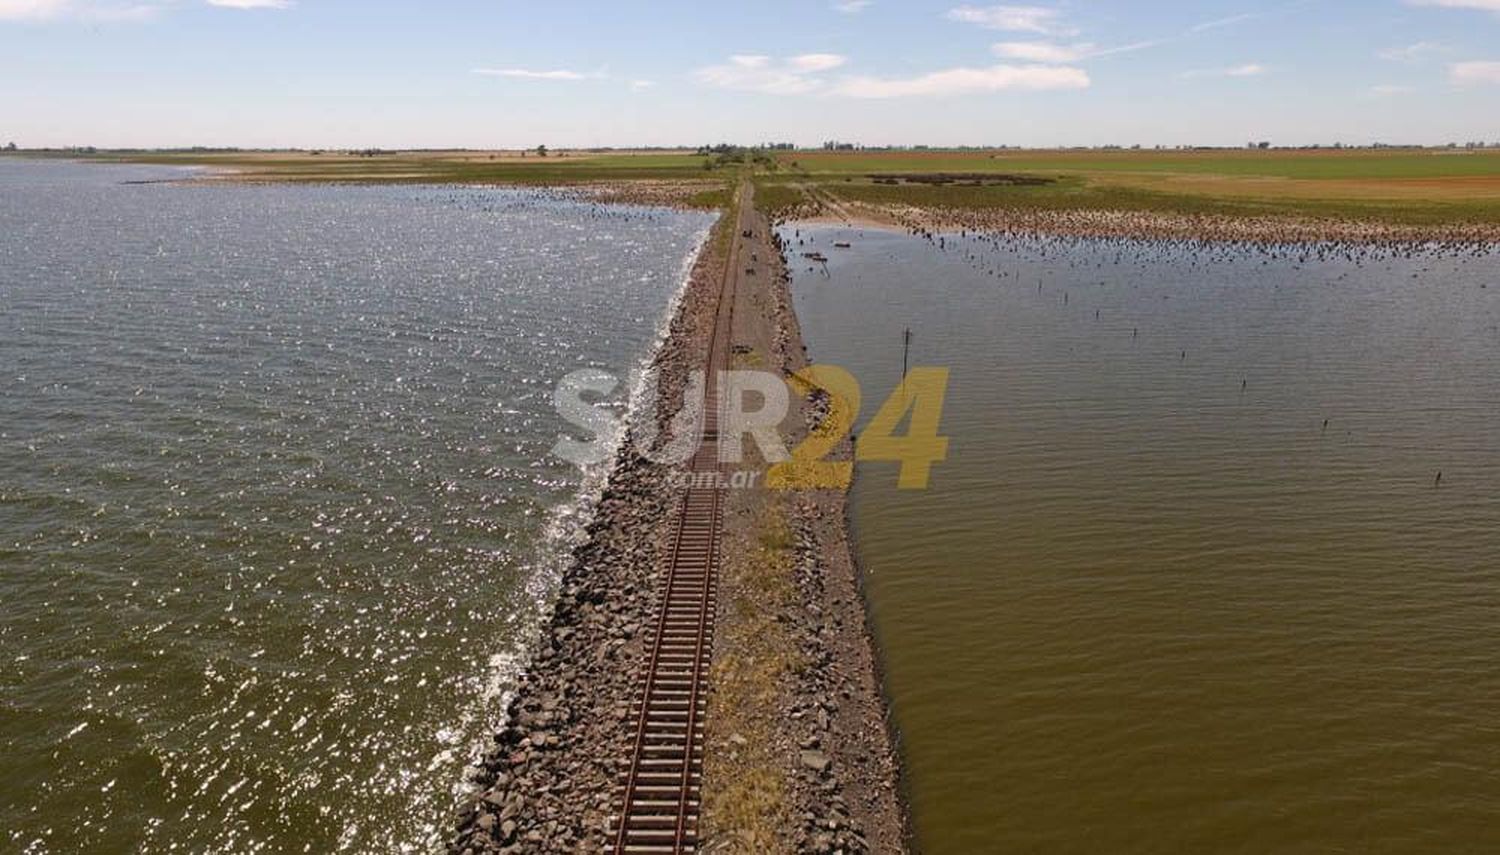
[800,750,832,774]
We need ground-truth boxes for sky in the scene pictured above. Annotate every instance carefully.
[1,0,1498,149]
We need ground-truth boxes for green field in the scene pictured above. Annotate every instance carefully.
[760,148,1500,226]
[780,148,1500,180]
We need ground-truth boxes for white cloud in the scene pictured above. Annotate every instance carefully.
[992,40,1094,62]
[472,68,604,81]
[1182,62,1266,79]
[832,0,870,12]
[946,4,1072,35]
[832,63,1088,98]
[630,79,655,91]
[698,50,1086,99]
[0,0,68,18]
[0,0,162,20]
[694,53,846,95]
[1450,60,1500,84]
[789,53,848,72]
[1408,0,1500,10]
[1366,83,1416,97]
[1379,41,1445,62]
[206,0,291,7]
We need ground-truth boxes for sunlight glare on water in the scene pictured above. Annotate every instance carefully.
[0,159,712,853]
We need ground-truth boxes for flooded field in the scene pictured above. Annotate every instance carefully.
[0,159,713,853]
[783,223,1500,852]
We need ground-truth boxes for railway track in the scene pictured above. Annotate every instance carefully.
[611,185,750,854]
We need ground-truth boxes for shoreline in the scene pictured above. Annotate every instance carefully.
[448,206,735,853]
[767,193,1500,250]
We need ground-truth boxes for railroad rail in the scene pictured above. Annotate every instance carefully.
[611,186,749,854]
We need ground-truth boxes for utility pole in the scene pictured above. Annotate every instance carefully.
[901,327,912,386]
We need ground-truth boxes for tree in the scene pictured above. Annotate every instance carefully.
[3,142,15,152]
[536,144,548,157]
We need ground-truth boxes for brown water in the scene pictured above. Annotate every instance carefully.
[782,224,1500,853]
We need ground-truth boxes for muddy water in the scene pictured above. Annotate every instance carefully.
[0,159,713,853]
[782,223,1500,852]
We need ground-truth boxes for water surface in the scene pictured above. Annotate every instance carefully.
[784,224,1500,852]
[0,159,712,853]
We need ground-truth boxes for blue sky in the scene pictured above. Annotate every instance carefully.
[2,0,1498,148]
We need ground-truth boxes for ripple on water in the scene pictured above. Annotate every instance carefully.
[0,159,714,853]
[783,223,1500,854]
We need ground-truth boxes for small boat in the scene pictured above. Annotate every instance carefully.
[833,241,852,249]
[803,252,828,263]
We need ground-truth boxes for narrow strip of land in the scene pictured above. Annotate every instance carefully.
[610,181,746,853]
[451,180,907,854]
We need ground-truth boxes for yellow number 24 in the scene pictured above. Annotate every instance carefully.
[767,365,950,491]
[856,367,950,489]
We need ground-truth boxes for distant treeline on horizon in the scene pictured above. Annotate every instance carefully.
[9,142,1500,156]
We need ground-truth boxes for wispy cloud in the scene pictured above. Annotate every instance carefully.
[1182,62,1266,79]
[1379,41,1446,62]
[832,0,871,12]
[992,39,1159,63]
[1190,12,1259,32]
[1408,0,1500,11]
[832,63,1088,98]
[1365,83,1416,97]
[1450,60,1500,83]
[694,53,847,95]
[630,79,655,92]
[205,0,291,8]
[946,4,1074,35]
[472,68,605,81]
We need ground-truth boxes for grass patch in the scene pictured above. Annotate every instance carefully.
[685,185,732,210]
[752,180,810,218]
[702,502,802,850]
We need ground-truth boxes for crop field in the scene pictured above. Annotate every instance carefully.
[765,148,1500,225]
[781,148,1500,180]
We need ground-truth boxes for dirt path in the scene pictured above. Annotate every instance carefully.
[698,183,909,853]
